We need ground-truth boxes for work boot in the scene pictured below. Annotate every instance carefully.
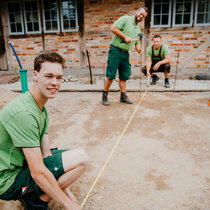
[19,196,50,210]
[102,92,109,106]
[150,74,159,85]
[165,78,170,88]
[120,93,132,104]
[18,186,50,210]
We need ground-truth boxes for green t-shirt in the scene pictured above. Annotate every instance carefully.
[110,15,142,51]
[0,91,49,195]
[146,44,170,60]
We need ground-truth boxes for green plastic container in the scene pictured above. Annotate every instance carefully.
[20,69,28,93]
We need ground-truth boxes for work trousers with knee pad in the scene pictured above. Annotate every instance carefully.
[141,63,171,75]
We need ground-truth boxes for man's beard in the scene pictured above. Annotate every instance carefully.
[135,14,141,23]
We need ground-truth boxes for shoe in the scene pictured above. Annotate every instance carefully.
[150,74,159,85]
[120,95,133,104]
[18,186,49,210]
[102,93,109,106]
[165,79,170,88]
[19,197,50,210]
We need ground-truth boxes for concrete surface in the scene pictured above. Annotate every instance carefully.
[0,89,209,210]
[0,67,210,210]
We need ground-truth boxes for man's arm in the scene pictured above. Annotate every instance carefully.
[153,54,170,71]
[135,43,143,54]
[41,134,52,158]
[146,56,152,76]
[110,25,132,43]
[22,147,80,210]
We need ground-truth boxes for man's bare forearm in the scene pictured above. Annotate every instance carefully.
[22,147,77,209]
[32,167,75,209]
[157,58,170,66]
[111,25,127,39]
[146,62,152,75]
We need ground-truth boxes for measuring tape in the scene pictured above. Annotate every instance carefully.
[81,86,149,208]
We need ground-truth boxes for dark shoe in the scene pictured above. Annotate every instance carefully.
[150,74,159,85]
[102,93,109,106]
[18,186,49,210]
[120,95,133,104]
[19,197,50,210]
[165,79,170,88]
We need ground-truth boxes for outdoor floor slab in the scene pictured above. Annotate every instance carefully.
[1,79,210,92]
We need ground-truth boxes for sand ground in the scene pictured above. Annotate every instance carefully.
[0,89,210,210]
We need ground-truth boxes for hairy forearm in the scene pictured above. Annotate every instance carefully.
[135,43,142,53]
[111,25,127,39]
[146,62,152,75]
[32,167,72,208]
[158,58,170,66]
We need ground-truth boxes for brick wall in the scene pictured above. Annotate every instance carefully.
[11,38,42,70]
[10,0,210,71]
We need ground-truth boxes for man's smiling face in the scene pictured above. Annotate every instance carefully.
[33,61,63,99]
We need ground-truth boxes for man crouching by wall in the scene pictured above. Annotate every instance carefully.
[142,34,171,88]
[0,51,90,210]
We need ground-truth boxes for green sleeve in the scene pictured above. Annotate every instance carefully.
[162,44,170,56]
[4,112,41,147]
[146,46,152,57]
[114,16,128,30]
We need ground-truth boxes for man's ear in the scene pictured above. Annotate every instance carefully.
[33,71,38,82]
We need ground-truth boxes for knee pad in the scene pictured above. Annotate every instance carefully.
[141,66,147,75]
[165,63,171,73]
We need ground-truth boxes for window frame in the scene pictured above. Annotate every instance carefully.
[60,0,78,32]
[151,0,210,28]
[151,0,172,28]
[42,0,60,33]
[195,0,210,26]
[23,0,41,34]
[7,0,79,35]
[7,0,25,35]
[172,0,194,27]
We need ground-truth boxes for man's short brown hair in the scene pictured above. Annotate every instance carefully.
[34,51,65,72]
[153,35,162,40]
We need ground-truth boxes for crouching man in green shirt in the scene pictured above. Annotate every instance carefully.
[142,34,171,88]
[0,51,90,210]
[102,7,148,106]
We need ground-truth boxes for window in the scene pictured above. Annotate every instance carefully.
[61,0,78,32]
[24,0,41,34]
[151,0,210,28]
[173,0,193,26]
[195,0,210,26]
[7,0,78,35]
[7,1,24,35]
[151,0,171,28]
[42,0,60,33]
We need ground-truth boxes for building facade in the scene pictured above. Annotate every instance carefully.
[0,0,209,71]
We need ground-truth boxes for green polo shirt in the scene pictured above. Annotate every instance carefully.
[110,15,142,51]
[146,44,170,60]
[0,91,49,195]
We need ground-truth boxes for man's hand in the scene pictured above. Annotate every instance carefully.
[124,36,132,43]
[139,48,144,55]
[64,201,81,210]
[153,62,160,71]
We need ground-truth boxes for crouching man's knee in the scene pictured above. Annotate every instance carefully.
[62,149,91,173]
[76,149,91,170]
[164,63,171,73]
[141,66,147,76]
